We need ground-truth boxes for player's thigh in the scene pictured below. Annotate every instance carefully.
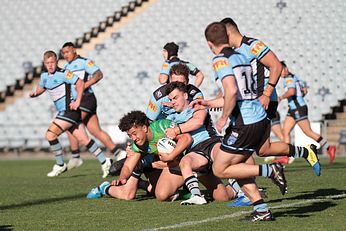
[180,152,208,171]
[155,168,183,200]
[212,149,249,174]
[70,123,90,145]
[198,173,229,201]
[46,119,73,140]
[85,113,102,134]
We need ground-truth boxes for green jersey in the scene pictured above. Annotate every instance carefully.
[131,119,174,155]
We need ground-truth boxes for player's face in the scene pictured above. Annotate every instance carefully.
[44,56,57,74]
[127,125,147,146]
[62,46,76,62]
[168,89,188,112]
[162,50,168,60]
[170,74,187,85]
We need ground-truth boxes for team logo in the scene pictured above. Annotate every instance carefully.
[250,41,266,56]
[65,71,73,79]
[162,63,169,69]
[190,89,196,95]
[227,131,239,145]
[148,100,158,112]
[285,79,293,85]
[87,60,94,68]
[156,90,162,98]
[213,59,229,71]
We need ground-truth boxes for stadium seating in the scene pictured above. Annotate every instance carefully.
[0,0,345,150]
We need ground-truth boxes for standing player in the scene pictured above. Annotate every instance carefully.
[30,51,110,177]
[61,42,125,174]
[194,22,290,221]
[221,18,321,174]
[159,42,204,87]
[279,61,336,164]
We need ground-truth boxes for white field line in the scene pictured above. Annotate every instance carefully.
[142,193,346,231]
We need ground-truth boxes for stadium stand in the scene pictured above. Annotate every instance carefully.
[0,0,345,151]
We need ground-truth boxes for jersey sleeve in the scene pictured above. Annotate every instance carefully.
[146,94,162,121]
[249,39,270,60]
[39,74,47,88]
[212,57,234,81]
[84,59,100,75]
[64,70,79,85]
[186,62,200,76]
[284,76,296,89]
[131,143,141,153]
[160,61,170,75]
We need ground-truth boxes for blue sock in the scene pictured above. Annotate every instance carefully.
[185,175,201,196]
[228,179,242,197]
[259,164,273,177]
[86,140,106,164]
[253,199,268,212]
[49,139,64,166]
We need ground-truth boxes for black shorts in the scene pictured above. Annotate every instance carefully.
[221,118,270,155]
[266,101,278,120]
[271,111,281,126]
[287,105,308,122]
[56,109,82,125]
[80,92,97,114]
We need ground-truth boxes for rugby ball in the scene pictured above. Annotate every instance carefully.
[157,138,176,154]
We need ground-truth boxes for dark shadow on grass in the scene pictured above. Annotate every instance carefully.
[273,201,336,219]
[267,188,346,204]
[0,225,13,231]
[0,193,85,211]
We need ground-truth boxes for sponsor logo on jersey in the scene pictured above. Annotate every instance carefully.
[65,71,73,79]
[285,79,294,85]
[227,131,239,145]
[148,100,158,112]
[250,41,266,56]
[87,60,94,68]
[162,63,169,69]
[213,59,229,71]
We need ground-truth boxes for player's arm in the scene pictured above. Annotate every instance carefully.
[158,133,192,162]
[159,61,170,84]
[278,88,295,101]
[29,85,46,98]
[84,69,103,89]
[70,78,84,110]
[216,76,237,132]
[259,51,282,108]
[166,109,207,139]
[115,150,142,185]
[159,73,168,85]
[145,95,162,121]
[194,71,204,87]
[189,97,225,111]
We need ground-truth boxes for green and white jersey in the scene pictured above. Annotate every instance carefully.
[131,119,174,155]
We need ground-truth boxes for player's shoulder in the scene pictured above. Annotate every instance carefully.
[151,119,172,129]
[187,84,202,96]
[153,84,168,100]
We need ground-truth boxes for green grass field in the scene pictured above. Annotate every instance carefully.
[0,156,345,231]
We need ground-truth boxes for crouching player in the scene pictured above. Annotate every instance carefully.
[86,111,192,200]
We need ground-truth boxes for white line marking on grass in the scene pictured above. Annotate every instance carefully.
[143,193,346,231]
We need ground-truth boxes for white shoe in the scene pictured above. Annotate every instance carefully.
[101,158,112,178]
[47,163,67,177]
[67,158,83,170]
[288,157,295,164]
[114,149,127,162]
[180,195,207,205]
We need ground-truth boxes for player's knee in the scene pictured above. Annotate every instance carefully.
[179,158,192,170]
[155,189,170,202]
[212,165,224,178]
[45,131,57,141]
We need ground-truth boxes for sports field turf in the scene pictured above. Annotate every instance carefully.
[0,156,345,230]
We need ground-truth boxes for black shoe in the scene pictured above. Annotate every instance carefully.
[270,162,288,195]
[241,210,275,222]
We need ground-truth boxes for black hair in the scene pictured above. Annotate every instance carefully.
[205,22,229,46]
[220,17,239,31]
[163,42,179,59]
[118,111,150,132]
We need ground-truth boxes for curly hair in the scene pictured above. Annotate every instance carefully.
[118,111,150,132]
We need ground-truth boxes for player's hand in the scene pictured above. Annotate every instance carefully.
[69,101,80,110]
[189,99,208,110]
[158,152,172,162]
[161,101,173,108]
[278,96,283,102]
[125,142,136,157]
[111,178,127,186]
[151,160,168,169]
[29,91,37,98]
[216,116,228,133]
[259,95,270,110]
[165,128,177,140]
